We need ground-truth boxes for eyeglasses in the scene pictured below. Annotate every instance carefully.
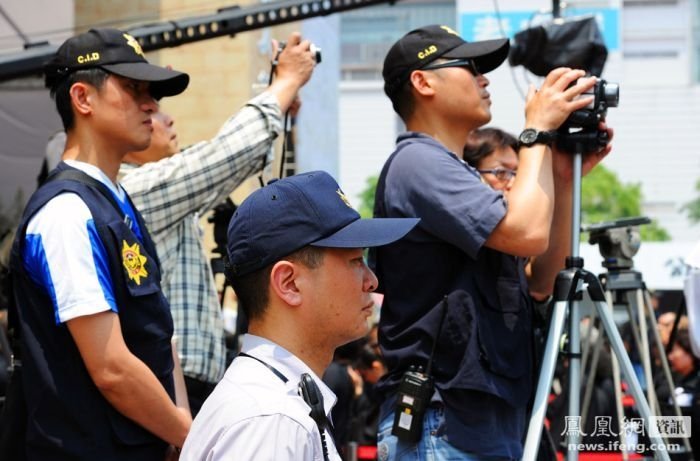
[478,168,517,181]
[421,58,479,75]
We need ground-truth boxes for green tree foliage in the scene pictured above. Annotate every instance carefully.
[582,165,669,241]
[358,175,378,219]
[681,179,700,225]
[359,165,670,241]
[582,166,640,222]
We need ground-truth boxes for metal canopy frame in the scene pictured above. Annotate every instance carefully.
[0,0,400,82]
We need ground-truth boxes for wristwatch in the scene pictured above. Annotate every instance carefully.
[518,128,558,147]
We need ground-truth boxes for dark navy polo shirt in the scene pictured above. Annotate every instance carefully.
[378,132,506,257]
[373,132,533,460]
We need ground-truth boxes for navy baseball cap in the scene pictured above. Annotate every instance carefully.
[226,171,419,277]
[44,28,189,99]
[383,24,510,97]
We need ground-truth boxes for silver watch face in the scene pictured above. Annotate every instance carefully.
[520,129,538,145]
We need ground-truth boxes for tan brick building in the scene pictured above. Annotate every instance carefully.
[75,0,295,188]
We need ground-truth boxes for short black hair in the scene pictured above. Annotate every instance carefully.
[463,127,518,168]
[675,328,694,355]
[355,344,385,370]
[48,68,110,131]
[334,337,368,363]
[230,246,325,322]
[389,80,416,122]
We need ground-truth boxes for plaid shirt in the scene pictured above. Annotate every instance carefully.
[120,92,282,384]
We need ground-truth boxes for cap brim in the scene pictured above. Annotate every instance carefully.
[443,37,510,74]
[310,218,419,249]
[102,62,190,98]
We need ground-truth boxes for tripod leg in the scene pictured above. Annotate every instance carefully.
[580,311,596,387]
[634,289,659,418]
[623,298,645,389]
[567,300,583,461]
[643,290,694,458]
[580,316,603,434]
[588,280,671,461]
[604,291,630,461]
[523,300,569,461]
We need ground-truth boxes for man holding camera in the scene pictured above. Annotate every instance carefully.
[372,25,613,460]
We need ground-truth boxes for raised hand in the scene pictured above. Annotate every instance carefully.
[524,68,597,132]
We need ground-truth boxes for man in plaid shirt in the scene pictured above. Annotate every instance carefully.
[119,31,316,414]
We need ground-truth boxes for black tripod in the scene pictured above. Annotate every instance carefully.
[522,147,671,461]
[585,265,693,459]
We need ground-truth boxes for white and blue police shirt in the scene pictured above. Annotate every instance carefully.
[23,159,144,324]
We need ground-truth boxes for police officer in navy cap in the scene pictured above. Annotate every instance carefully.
[181,171,417,461]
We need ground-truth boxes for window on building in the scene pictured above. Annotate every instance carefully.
[340,0,456,81]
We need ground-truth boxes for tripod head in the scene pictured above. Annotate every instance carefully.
[583,216,651,271]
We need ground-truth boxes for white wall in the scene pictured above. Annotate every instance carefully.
[0,0,73,52]
[579,241,694,291]
[0,0,73,206]
[297,15,341,177]
[338,80,398,205]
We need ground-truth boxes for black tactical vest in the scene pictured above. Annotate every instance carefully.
[11,163,174,460]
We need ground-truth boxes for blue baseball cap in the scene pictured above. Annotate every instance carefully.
[226,171,419,277]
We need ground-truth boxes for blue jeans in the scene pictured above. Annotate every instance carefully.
[376,406,506,461]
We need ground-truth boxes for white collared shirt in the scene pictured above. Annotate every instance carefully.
[180,334,342,461]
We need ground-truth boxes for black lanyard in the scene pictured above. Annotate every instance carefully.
[236,352,335,461]
[238,352,289,382]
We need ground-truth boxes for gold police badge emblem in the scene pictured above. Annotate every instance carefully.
[123,33,145,57]
[122,240,148,285]
[336,188,352,208]
[440,25,459,36]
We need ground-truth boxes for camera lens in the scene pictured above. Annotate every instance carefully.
[602,81,619,108]
[310,44,322,64]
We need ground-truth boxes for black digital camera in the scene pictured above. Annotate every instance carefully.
[557,78,619,154]
[392,365,433,443]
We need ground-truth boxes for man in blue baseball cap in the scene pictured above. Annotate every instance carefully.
[180,171,417,461]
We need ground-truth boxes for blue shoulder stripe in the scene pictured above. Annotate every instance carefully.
[86,218,118,314]
[22,233,60,324]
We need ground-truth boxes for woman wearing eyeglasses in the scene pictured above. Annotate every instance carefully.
[463,127,519,193]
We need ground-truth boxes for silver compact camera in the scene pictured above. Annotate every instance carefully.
[279,40,322,64]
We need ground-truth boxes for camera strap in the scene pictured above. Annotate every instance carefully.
[262,43,294,182]
[236,352,335,461]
